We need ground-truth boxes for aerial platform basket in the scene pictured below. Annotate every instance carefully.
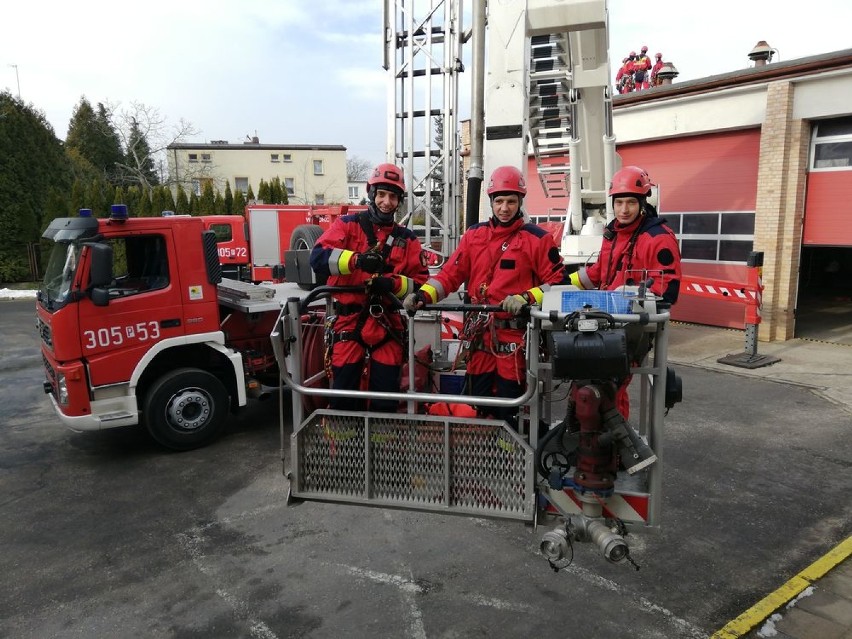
[290,409,537,521]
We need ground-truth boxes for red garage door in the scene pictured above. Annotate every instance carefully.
[803,171,852,245]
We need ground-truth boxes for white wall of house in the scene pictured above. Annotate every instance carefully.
[347,180,368,205]
[166,140,350,205]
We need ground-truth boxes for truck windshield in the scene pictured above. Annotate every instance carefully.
[39,241,83,311]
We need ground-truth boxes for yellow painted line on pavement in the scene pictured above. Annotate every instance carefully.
[711,535,852,638]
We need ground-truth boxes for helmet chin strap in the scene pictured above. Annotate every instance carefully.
[492,210,523,227]
[367,201,395,224]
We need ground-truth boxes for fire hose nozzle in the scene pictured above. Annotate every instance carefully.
[584,518,629,564]
[540,526,570,562]
[577,517,630,564]
[600,408,657,474]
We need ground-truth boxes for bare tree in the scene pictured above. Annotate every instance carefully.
[347,156,372,181]
[107,101,199,193]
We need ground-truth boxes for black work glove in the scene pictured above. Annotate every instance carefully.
[354,251,386,274]
[368,276,395,295]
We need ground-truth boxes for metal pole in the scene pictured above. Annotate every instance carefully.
[8,64,20,99]
[466,0,486,231]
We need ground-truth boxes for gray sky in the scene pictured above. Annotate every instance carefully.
[3,0,850,169]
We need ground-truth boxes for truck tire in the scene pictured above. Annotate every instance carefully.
[290,224,323,251]
[289,225,324,291]
[143,368,230,451]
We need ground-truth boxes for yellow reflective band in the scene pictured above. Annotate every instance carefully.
[569,271,584,289]
[395,276,412,298]
[420,283,439,303]
[338,250,355,275]
[527,287,544,305]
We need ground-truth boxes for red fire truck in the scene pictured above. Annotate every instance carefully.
[37,205,322,451]
[202,203,367,283]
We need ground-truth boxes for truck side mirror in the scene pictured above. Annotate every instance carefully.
[88,243,114,287]
[88,243,114,306]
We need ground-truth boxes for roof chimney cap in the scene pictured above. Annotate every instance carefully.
[748,40,775,64]
[656,61,679,83]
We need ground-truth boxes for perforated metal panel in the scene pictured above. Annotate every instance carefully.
[291,410,536,521]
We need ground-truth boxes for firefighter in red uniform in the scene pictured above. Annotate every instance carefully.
[569,165,681,417]
[310,163,429,412]
[403,165,565,425]
[616,55,635,93]
[651,52,664,86]
[634,46,652,90]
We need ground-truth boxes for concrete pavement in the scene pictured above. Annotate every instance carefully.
[667,322,852,639]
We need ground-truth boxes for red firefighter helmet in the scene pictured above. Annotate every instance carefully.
[367,163,406,197]
[629,51,637,57]
[487,165,527,197]
[641,45,648,53]
[609,166,653,198]
[655,52,663,59]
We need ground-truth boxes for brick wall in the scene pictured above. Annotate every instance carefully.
[753,82,809,341]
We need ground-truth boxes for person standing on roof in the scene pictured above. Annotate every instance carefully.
[651,52,664,86]
[310,163,429,412]
[634,46,652,90]
[568,165,682,417]
[617,54,636,93]
[403,165,566,426]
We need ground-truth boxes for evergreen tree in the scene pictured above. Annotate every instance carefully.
[188,191,199,215]
[199,181,215,214]
[270,177,288,204]
[152,186,176,215]
[213,191,226,215]
[136,189,153,217]
[0,91,71,280]
[232,188,247,215]
[69,179,87,217]
[257,178,270,204]
[125,186,142,217]
[269,177,280,204]
[65,97,123,183]
[175,185,190,214]
[122,117,159,190]
[224,182,234,214]
[66,146,102,185]
[246,184,255,202]
[88,177,113,217]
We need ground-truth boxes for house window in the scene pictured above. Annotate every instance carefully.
[315,194,325,205]
[191,179,201,196]
[188,153,198,163]
[270,154,279,163]
[284,178,295,196]
[283,154,292,162]
[313,160,324,175]
[811,117,852,170]
[234,177,249,194]
[348,186,359,199]
[666,211,755,264]
[201,153,212,163]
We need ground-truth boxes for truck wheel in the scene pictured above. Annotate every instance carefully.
[290,225,325,291]
[143,368,229,451]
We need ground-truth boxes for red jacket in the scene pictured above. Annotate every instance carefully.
[572,213,681,305]
[420,216,565,309]
[310,212,429,309]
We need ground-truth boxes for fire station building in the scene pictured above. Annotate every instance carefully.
[523,46,852,343]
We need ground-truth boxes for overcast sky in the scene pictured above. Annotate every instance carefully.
[3,0,850,170]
